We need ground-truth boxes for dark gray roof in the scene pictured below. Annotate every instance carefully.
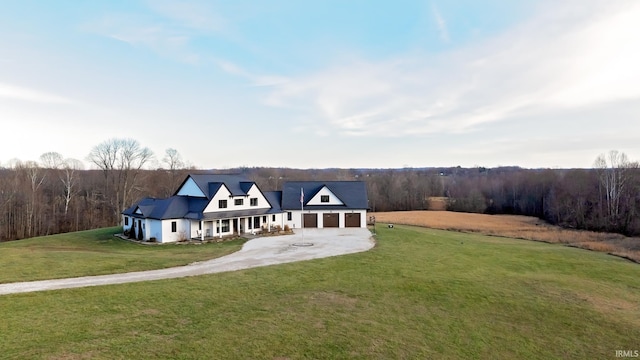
[177,174,255,199]
[263,191,283,214]
[122,196,209,220]
[281,181,368,210]
[123,177,367,221]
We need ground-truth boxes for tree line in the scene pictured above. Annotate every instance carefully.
[1,138,638,241]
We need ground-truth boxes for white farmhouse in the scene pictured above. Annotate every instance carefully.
[122,174,368,243]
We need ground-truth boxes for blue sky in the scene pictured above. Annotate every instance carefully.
[1,0,639,169]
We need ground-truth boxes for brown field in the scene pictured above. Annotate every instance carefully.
[372,211,640,263]
[426,197,448,210]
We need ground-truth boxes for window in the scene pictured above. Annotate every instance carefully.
[198,222,202,230]
[124,217,129,226]
[263,216,267,223]
[321,195,330,203]
[219,200,227,208]
[171,221,177,233]
[235,198,244,206]
[250,198,258,206]
[287,212,292,221]
[272,215,276,222]
[221,220,230,232]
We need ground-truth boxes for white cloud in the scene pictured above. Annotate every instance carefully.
[145,0,227,33]
[431,2,450,43]
[0,83,75,104]
[259,0,640,138]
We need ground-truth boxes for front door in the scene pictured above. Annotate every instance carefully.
[233,219,239,234]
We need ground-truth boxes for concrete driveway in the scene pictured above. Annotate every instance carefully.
[0,228,374,295]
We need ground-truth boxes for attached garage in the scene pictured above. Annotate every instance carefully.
[323,213,339,228]
[303,213,317,228]
[345,213,361,227]
[281,181,368,230]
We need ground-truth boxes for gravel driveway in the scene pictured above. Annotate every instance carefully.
[0,228,374,295]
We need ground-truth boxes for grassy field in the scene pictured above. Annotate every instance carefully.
[0,227,245,284]
[373,211,640,262]
[1,225,638,359]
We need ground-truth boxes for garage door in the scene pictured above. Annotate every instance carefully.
[303,213,317,228]
[345,213,361,227]
[323,213,339,228]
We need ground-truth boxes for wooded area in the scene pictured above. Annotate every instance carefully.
[1,138,638,241]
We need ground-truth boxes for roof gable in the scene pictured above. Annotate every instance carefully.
[281,181,368,210]
[178,174,254,199]
[307,185,344,206]
[175,177,206,197]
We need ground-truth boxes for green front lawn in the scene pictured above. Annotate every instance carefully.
[1,225,638,359]
[0,227,245,283]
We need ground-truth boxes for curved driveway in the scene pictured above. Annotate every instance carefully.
[0,228,374,295]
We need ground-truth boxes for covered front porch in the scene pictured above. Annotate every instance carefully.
[190,209,283,241]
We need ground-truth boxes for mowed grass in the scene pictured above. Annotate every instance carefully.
[374,211,640,262]
[1,226,639,359]
[0,227,245,283]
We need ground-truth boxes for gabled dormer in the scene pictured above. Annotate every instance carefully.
[306,185,345,206]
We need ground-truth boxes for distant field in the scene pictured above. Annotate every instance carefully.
[373,211,640,262]
[0,227,244,284]
[1,225,639,359]
[427,196,448,210]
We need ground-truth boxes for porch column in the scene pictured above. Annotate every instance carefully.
[218,219,222,239]
[200,220,204,241]
[237,218,241,234]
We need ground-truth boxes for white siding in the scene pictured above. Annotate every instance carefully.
[203,185,231,213]
[203,184,271,214]
[176,177,206,197]
[284,210,367,229]
[149,219,163,242]
[306,186,344,206]
[122,215,133,233]
[158,219,189,243]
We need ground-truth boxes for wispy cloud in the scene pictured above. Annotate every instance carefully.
[0,83,75,104]
[84,1,229,65]
[431,2,450,43]
[258,0,640,138]
[144,0,227,33]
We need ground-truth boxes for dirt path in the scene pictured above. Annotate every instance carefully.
[0,228,374,295]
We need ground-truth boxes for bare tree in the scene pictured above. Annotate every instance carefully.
[87,138,154,223]
[39,152,85,216]
[161,148,187,196]
[594,150,631,228]
[61,158,84,215]
[23,161,46,237]
[39,152,65,169]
